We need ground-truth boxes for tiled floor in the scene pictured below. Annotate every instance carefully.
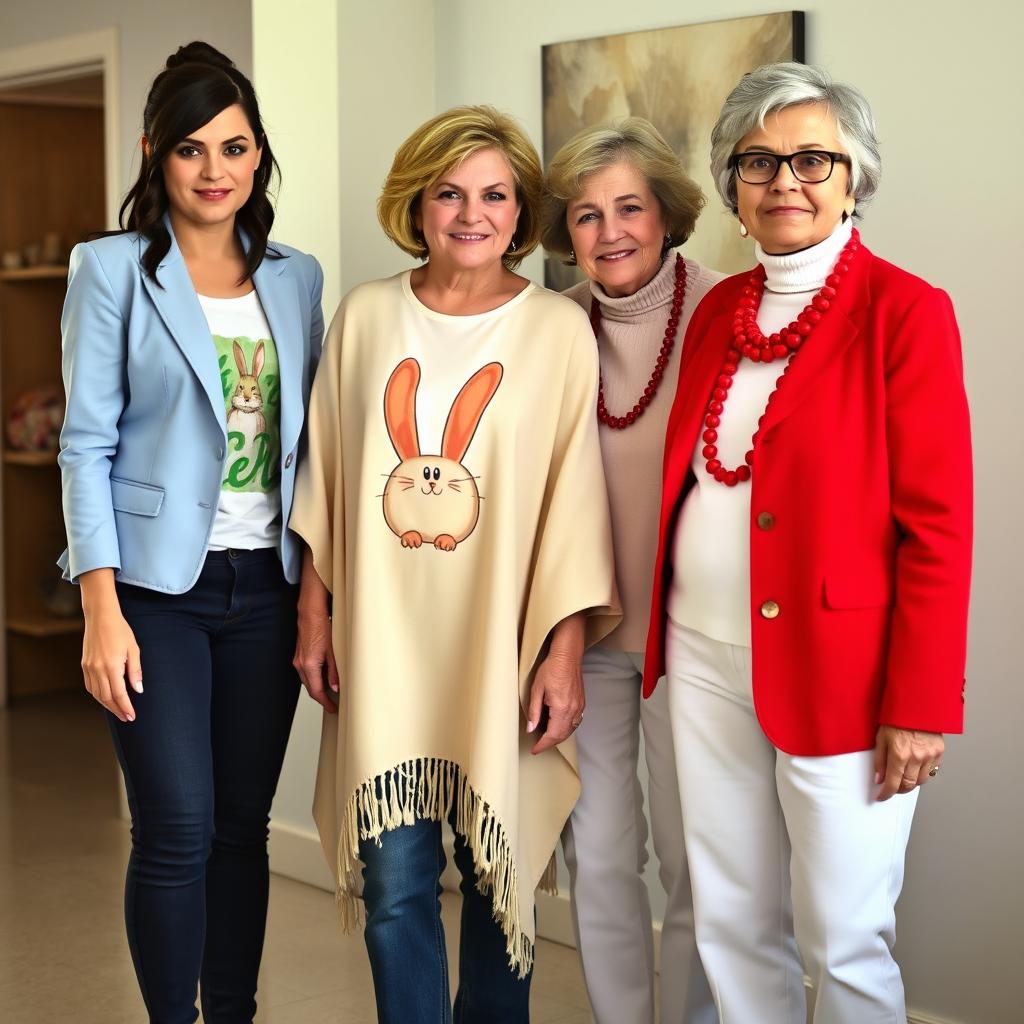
[0,692,594,1023]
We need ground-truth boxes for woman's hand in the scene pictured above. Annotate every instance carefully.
[293,548,339,713]
[873,725,944,800]
[527,612,586,755]
[80,569,141,723]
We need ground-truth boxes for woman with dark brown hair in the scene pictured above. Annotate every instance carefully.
[58,42,323,1022]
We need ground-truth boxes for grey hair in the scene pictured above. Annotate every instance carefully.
[710,62,881,217]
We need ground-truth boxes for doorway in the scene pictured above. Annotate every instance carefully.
[0,31,120,708]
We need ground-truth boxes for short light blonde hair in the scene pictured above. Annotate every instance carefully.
[542,117,705,263]
[377,105,543,270]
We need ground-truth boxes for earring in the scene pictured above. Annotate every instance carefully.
[569,247,577,265]
[508,238,518,253]
[739,222,749,238]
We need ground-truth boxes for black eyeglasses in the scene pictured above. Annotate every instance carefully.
[730,150,851,185]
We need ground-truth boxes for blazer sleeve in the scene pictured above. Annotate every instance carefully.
[57,244,128,580]
[879,287,973,732]
[307,255,325,382]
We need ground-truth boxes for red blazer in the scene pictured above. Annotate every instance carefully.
[642,244,972,755]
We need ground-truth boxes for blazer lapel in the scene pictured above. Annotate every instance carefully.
[759,244,872,437]
[140,226,227,437]
[252,253,302,458]
[664,307,733,500]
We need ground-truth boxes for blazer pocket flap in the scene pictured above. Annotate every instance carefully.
[110,477,165,517]
[823,570,893,609]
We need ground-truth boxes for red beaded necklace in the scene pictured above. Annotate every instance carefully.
[702,229,861,486]
[589,254,687,430]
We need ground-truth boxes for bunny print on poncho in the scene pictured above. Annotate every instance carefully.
[381,356,502,552]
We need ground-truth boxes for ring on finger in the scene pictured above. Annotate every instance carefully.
[928,764,940,778]
[571,714,584,728]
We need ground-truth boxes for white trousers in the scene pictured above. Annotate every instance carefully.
[665,620,919,1024]
[561,644,716,1024]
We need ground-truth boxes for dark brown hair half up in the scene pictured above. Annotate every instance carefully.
[119,41,282,285]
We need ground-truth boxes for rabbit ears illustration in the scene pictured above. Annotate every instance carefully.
[233,340,265,378]
[384,357,503,463]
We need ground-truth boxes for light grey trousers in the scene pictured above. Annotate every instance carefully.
[561,643,716,1024]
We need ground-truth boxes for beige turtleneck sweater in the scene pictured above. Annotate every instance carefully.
[565,252,724,652]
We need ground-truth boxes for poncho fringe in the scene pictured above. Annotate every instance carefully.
[331,756,559,978]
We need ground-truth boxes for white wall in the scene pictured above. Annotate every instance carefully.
[433,2,1023,1022]
[336,1,437,294]
[254,1,341,313]
[252,0,342,880]
[0,0,252,212]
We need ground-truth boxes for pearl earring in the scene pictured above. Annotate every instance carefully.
[739,222,749,238]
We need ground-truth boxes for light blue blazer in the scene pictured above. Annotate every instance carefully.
[57,222,324,592]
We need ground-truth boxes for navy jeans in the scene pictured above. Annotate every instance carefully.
[360,815,533,1024]
[109,549,300,1024]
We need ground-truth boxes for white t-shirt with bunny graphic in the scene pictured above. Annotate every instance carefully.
[198,291,282,551]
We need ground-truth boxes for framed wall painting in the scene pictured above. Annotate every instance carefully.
[542,12,805,288]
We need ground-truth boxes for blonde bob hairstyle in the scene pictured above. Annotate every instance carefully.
[377,105,543,271]
[542,117,705,264]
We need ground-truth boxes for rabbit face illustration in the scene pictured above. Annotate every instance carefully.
[227,340,267,438]
[381,357,502,552]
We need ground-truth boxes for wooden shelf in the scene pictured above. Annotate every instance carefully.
[0,265,68,282]
[7,613,83,638]
[1,100,104,702]
[3,449,58,466]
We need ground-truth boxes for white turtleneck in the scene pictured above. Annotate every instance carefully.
[668,218,853,646]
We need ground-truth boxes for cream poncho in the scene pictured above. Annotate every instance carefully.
[290,270,619,975]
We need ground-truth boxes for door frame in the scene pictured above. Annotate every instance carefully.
[0,28,120,709]
[0,28,121,232]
